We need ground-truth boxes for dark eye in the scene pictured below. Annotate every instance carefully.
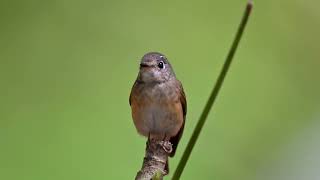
[158,61,164,69]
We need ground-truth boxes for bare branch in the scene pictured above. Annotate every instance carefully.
[135,139,172,180]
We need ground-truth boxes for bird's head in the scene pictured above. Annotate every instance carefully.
[137,52,175,83]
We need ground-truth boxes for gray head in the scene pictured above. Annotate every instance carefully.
[137,52,176,83]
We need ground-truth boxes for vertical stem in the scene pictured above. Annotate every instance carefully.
[172,1,253,179]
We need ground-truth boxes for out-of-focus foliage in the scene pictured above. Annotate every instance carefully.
[0,0,319,179]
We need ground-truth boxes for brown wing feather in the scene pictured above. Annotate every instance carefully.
[169,81,187,157]
[129,81,137,106]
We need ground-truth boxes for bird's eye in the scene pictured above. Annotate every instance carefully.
[158,61,165,69]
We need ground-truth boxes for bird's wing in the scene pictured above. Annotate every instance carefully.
[129,81,137,106]
[169,80,187,157]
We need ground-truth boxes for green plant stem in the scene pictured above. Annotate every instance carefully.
[172,1,253,179]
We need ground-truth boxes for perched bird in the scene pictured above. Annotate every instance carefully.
[129,52,187,158]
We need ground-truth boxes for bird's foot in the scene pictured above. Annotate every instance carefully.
[160,141,172,154]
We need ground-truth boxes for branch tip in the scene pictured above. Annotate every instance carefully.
[247,0,253,11]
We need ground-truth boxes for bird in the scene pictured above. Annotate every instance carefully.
[129,52,187,159]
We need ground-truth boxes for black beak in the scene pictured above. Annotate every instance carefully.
[140,63,151,68]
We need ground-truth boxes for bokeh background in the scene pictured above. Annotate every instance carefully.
[1,0,319,179]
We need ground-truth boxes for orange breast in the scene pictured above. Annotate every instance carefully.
[130,84,183,139]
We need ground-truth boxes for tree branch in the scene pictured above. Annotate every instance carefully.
[135,139,172,180]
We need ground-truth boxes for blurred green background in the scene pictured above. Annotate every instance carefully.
[1,0,319,179]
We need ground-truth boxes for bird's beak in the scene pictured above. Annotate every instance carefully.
[140,63,150,68]
[140,62,155,70]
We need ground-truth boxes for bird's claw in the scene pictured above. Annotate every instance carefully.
[161,141,172,154]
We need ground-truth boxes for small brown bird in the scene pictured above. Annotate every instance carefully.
[129,52,187,158]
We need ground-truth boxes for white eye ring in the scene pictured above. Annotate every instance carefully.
[158,61,165,69]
